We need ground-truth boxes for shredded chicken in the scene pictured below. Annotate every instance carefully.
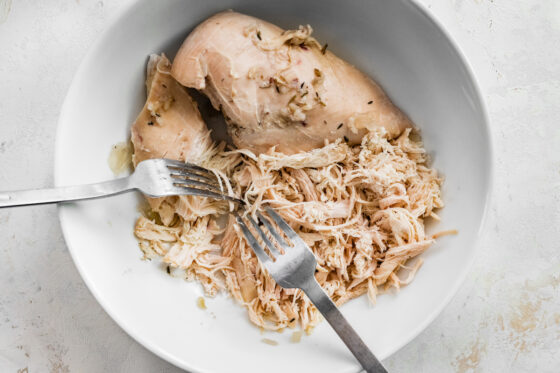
[133,127,443,332]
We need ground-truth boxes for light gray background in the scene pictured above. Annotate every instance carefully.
[0,0,558,372]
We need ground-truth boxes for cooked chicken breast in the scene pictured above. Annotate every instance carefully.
[132,54,212,165]
[172,11,412,154]
[131,54,213,222]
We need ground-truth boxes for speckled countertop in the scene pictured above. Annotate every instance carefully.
[0,0,558,372]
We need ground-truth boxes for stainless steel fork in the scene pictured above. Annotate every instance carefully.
[235,206,387,373]
[0,158,242,208]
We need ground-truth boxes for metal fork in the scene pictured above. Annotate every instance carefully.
[0,158,242,208]
[235,206,387,373]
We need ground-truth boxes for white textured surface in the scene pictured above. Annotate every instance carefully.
[0,0,558,372]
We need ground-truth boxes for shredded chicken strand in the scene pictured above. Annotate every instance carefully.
[134,128,443,331]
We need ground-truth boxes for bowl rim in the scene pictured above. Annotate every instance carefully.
[54,0,494,371]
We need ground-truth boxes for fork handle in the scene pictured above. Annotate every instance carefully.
[0,178,133,208]
[301,279,387,373]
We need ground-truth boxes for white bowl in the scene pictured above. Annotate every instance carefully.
[54,0,492,372]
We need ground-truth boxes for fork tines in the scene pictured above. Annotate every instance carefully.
[234,207,299,265]
[165,159,218,184]
[235,212,273,265]
[163,159,243,204]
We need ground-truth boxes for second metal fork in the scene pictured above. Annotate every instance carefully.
[235,206,387,373]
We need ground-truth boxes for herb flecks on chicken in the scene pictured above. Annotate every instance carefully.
[171,11,412,155]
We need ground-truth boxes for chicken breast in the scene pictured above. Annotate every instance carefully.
[172,11,412,154]
[131,54,213,222]
[131,54,212,165]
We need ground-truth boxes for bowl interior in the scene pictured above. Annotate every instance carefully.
[55,0,491,372]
